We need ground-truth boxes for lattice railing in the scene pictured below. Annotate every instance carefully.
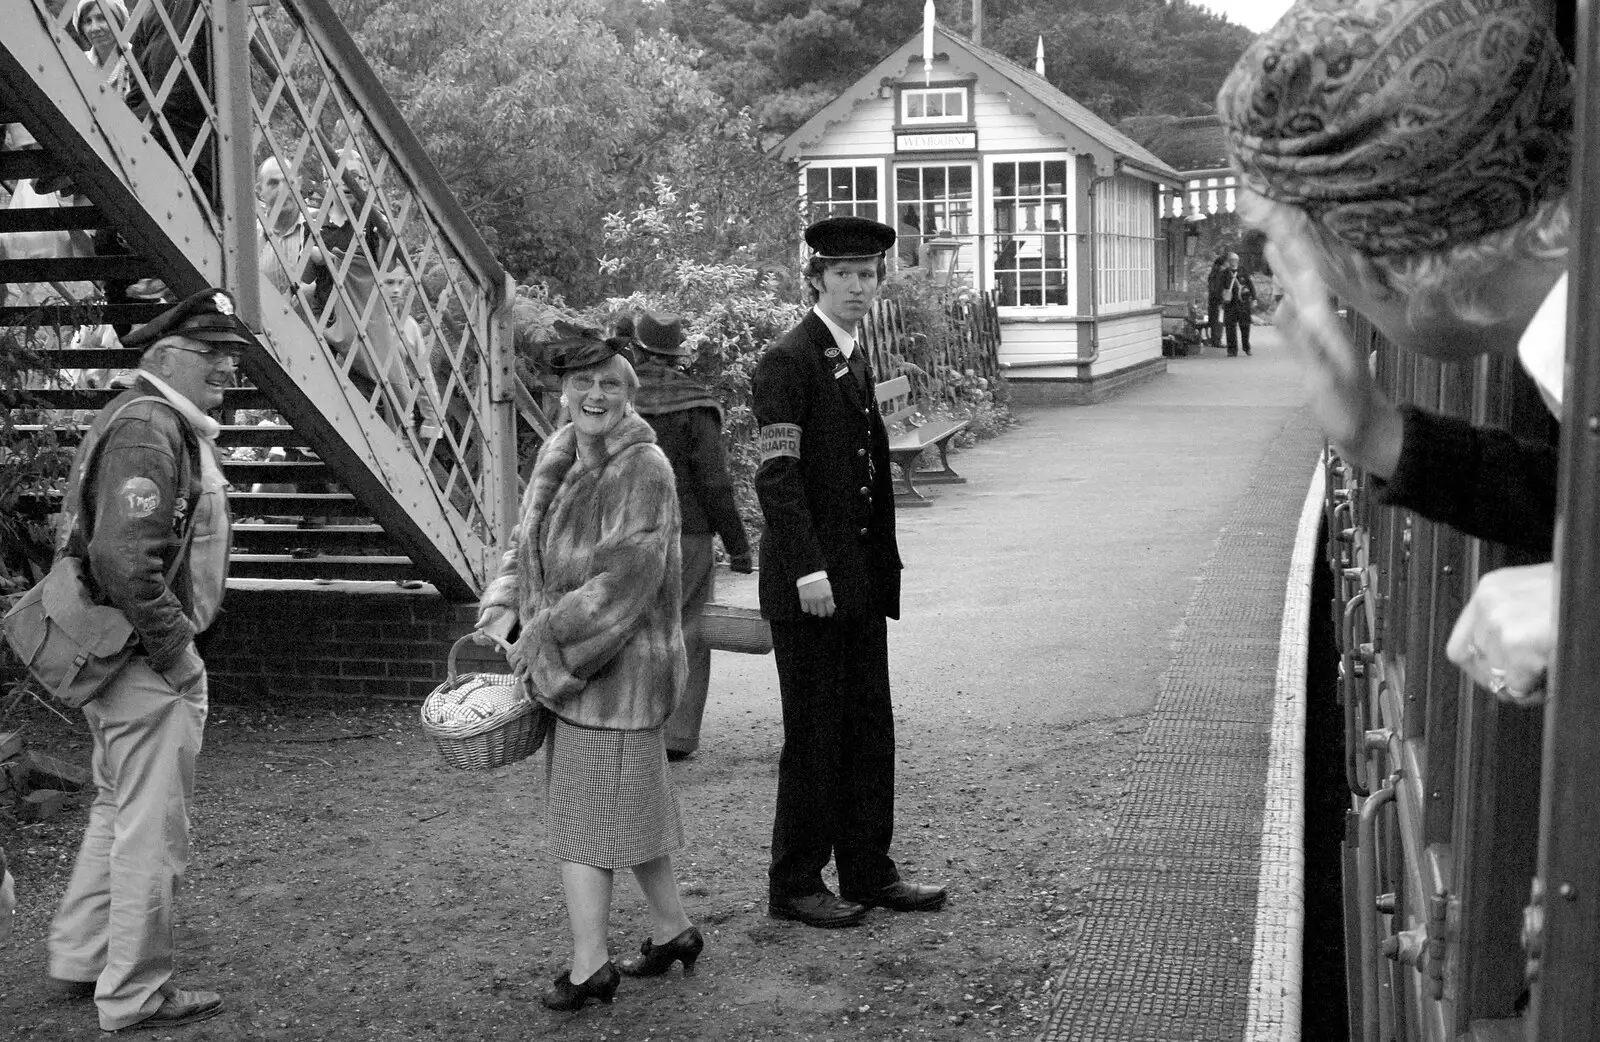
[25,0,516,583]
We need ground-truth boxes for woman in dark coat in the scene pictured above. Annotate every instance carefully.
[475,336,702,1010]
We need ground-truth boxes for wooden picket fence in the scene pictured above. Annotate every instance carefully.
[859,290,1002,407]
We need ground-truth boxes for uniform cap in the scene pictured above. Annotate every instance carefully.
[804,216,897,260]
[634,312,689,358]
[121,288,249,350]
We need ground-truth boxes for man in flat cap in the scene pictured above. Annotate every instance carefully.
[46,289,238,1031]
[628,312,753,760]
[753,216,946,929]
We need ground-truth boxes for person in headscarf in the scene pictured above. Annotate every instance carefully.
[623,311,752,761]
[1218,0,1570,702]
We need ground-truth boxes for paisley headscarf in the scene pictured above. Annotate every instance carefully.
[1217,0,1572,257]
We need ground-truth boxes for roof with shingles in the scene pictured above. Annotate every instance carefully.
[1129,115,1231,174]
[776,26,1182,185]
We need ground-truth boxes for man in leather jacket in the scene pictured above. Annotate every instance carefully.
[46,289,238,1032]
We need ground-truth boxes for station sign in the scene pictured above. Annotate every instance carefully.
[896,131,978,152]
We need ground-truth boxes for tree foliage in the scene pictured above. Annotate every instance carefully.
[662,0,1255,138]
[335,0,798,301]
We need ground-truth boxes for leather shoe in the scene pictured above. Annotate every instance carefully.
[843,880,948,912]
[47,977,95,1001]
[119,982,224,1031]
[768,891,867,928]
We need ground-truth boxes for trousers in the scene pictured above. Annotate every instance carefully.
[665,533,715,755]
[48,659,208,1031]
[768,615,898,898]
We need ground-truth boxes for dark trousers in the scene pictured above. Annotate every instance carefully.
[768,615,898,898]
[1224,301,1252,355]
[1206,302,1222,346]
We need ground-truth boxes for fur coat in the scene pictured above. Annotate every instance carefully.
[478,411,686,731]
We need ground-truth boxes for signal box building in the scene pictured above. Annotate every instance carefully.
[776,26,1183,403]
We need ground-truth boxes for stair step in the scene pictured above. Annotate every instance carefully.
[230,523,394,554]
[227,492,368,517]
[14,349,142,369]
[227,554,419,582]
[217,425,306,449]
[0,303,170,327]
[0,204,110,234]
[0,149,53,182]
[21,387,273,410]
[0,256,153,283]
[221,459,334,484]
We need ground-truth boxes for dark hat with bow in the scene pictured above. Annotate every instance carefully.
[543,328,636,375]
[122,288,249,351]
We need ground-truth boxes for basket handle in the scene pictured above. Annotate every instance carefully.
[448,632,515,683]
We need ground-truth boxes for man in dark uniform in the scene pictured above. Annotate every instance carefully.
[754,216,948,929]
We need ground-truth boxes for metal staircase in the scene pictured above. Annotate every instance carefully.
[0,0,544,600]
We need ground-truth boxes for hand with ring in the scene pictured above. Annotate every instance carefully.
[1446,563,1555,706]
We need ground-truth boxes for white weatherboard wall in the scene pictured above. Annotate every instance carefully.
[1089,311,1161,377]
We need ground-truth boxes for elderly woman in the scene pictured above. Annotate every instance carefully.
[475,335,702,1011]
[1217,0,1570,702]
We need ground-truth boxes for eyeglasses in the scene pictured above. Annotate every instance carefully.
[166,344,242,365]
[567,374,625,394]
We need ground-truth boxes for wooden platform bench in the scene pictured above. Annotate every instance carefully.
[875,375,969,508]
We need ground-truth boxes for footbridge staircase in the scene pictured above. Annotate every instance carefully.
[0,0,549,602]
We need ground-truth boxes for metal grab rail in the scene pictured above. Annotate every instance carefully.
[1357,778,1399,1042]
[1343,589,1373,797]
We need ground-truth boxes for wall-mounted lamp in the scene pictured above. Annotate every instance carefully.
[922,236,962,288]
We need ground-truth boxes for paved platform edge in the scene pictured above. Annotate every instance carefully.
[1039,409,1323,1042]
[1243,460,1322,1042]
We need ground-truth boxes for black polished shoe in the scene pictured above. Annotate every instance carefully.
[843,880,948,912]
[618,926,704,977]
[768,891,867,928]
[541,962,619,1011]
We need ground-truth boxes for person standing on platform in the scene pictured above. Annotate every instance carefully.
[628,311,753,761]
[1219,252,1256,356]
[1205,252,1229,346]
[752,216,947,929]
[46,290,238,1032]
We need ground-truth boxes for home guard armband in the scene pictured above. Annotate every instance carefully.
[759,423,802,463]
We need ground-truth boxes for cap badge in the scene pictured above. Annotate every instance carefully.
[825,346,841,359]
[213,293,234,316]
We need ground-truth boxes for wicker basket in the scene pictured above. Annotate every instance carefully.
[699,603,773,655]
[420,635,549,771]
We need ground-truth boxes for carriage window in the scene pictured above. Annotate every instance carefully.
[804,165,880,222]
[991,160,1070,308]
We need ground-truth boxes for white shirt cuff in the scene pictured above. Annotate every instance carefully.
[797,571,828,589]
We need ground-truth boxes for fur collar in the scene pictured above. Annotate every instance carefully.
[523,411,659,562]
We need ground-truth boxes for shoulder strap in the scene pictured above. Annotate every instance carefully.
[75,393,202,579]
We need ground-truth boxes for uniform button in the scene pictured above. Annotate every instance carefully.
[859,486,870,496]
[857,448,866,457]
[859,527,869,537]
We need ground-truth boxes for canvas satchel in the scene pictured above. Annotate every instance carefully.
[2,396,197,708]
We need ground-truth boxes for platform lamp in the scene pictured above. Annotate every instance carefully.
[922,235,962,288]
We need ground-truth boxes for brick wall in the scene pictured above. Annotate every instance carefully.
[197,580,509,702]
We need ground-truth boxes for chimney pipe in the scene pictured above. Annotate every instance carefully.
[972,0,983,46]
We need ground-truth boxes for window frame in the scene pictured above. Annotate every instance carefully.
[984,152,1077,314]
[798,160,886,224]
[896,84,974,127]
[891,160,979,282]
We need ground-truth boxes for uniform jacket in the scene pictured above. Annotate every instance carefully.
[478,413,686,730]
[56,381,227,674]
[635,364,750,555]
[752,310,902,622]
[125,0,208,135]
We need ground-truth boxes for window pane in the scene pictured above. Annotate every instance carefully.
[857,167,877,200]
[897,167,919,199]
[908,95,924,119]
[1045,161,1066,195]
[807,170,828,202]
[993,199,1016,235]
[831,167,853,198]
[929,94,945,117]
[1019,162,1042,196]
[950,166,972,197]
[994,162,1015,197]
[925,167,946,197]
[947,90,966,119]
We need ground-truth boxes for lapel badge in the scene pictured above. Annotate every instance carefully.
[825,346,841,359]
[833,364,850,381]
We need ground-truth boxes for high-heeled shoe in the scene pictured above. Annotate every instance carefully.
[617,926,704,977]
[540,961,619,1010]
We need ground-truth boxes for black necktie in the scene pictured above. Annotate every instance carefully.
[847,347,867,392]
